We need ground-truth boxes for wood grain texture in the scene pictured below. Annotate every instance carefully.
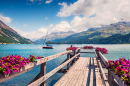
[0,50,72,83]
[28,53,80,86]
[95,59,105,86]
[98,52,108,66]
[97,60,109,86]
[54,57,105,86]
[0,67,33,83]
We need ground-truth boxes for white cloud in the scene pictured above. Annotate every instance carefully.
[45,0,53,4]
[27,0,43,5]
[14,24,53,41]
[57,0,130,32]
[45,17,48,20]
[52,21,71,32]
[23,24,28,26]
[0,14,12,23]
[11,27,16,30]
[29,0,34,2]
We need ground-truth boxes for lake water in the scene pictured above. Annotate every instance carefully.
[0,44,130,86]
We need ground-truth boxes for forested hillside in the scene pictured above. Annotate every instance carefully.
[0,20,33,44]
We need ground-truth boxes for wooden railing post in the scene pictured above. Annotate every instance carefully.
[108,69,114,86]
[78,48,80,59]
[95,51,99,59]
[40,62,46,86]
[73,51,76,63]
[67,53,70,70]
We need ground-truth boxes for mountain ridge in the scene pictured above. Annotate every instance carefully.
[34,30,75,44]
[50,22,130,44]
[0,20,33,44]
[0,20,18,35]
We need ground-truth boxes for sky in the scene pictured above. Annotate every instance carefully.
[0,0,130,41]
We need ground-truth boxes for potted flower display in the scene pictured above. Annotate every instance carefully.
[66,46,77,51]
[83,46,93,49]
[0,55,41,75]
[66,45,77,56]
[107,57,130,85]
[95,47,108,54]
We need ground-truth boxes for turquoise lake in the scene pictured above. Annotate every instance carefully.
[0,44,130,86]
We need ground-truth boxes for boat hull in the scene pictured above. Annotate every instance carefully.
[42,46,54,49]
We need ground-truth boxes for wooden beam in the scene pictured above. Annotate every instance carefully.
[0,50,72,83]
[28,53,80,86]
[36,50,73,66]
[72,51,76,64]
[98,52,108,66]
[0,67,33,83]
[57,69,67,73]
[80,52,95,54]
[97,60,109,86]
[108,70,114,86]
[40,62,46,86]
[67,53,70,70]
[28,73,40,85]
[108,69,127,86]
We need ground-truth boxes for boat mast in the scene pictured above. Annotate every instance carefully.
[43,28,49,45]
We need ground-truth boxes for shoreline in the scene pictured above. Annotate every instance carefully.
[1,43,130,45]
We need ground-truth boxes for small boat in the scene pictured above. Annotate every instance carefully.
[42,46,54,49]
[42,44,54,49]
[42,28,54,49]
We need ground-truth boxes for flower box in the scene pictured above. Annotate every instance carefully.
[66,46,77,51]
[107,57,130,85]
[95,47,108,54]
[83,46,93,49]
[0,55,40,75]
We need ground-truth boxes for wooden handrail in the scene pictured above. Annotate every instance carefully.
[98,52,108,66]
[0,50,73,83]
[1,47,127,86]
[108,69,127,86]
[80,52,95,53]
[96,51,128,86]
[0,67,33,83]
[97,60,109,86]
[28,53,80,86]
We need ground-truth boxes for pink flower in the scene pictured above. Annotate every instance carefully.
[14,70,17,72]
[4,70,7,74]
[66,46,77,51]
[37,56,41,59]
[95,47,108,54]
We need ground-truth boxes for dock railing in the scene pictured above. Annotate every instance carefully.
[95,51,127,86]
[0,48,81,86]
[0,47,128,86]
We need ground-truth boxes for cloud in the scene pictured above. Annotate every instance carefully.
[45,0,53,4]
[27,0,43,5]
[0,14,12,23]
[28,0,34,2]
[52,21,71,32]
[14,24,53,41]
[57,0,130,32]
[23,24,28,26]
[45,17,48,20]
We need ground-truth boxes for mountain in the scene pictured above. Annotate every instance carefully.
[88,33,130,44]
[51,22,130,44]
[0,20,33,44]
[34,30,75,44]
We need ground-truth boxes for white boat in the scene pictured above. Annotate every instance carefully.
[42,28,54,49]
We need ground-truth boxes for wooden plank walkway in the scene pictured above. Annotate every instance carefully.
[54,57,104,86]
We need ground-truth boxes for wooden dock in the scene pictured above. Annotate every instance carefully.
[0,47,128,86]
[54,57,104,86]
